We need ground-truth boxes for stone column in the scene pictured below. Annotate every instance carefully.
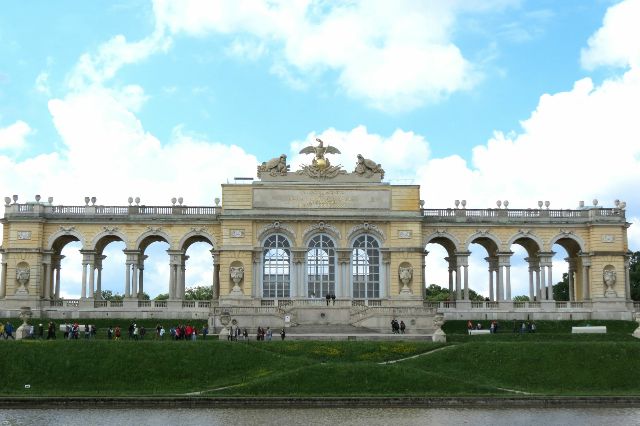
[292,250,305,298]
[567,257,577,301]
[455,264,462,300]
[497,262,504,301]
[625,253,632,301]
[125,263,131,298]
[54,258,62,299]
[445,256,454,296]
[132,263,138,298]
[454,252,470,300]
[138,255,147,297]
[95,255,105,300]
[421,250,428,300]
[252,250,261,298]
[166,250,183,300]
[211,250,219,300]
[534,261,541,302]
[497,252,513,301]
[525,257,533,300]
[338,249,351,299]
[180,254,188,299]
[0,253,7,299]
[42,253,51,300]
[489,267,494,302]
[540,264,547,300]
[485,256,495,302]
[88,262,95,299]
[382,250,391,299]
[81,262,88,299]
[538,252,554,301]
[579,253,591,300]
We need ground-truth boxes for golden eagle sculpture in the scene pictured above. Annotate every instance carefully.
[298,138,341,169]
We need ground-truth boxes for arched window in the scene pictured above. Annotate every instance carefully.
[263,234,291,298]
[306,234,336,298]
[352,235,380,299]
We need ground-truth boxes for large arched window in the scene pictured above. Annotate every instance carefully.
[263,234,291,298]
[352,235,380,299]
[306,234,336,298]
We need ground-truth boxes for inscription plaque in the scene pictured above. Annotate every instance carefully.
[230,229,245,238]
[253,188,390,210]
[601,234,614,243]
[17,231,32,240]
[398,230,412,239]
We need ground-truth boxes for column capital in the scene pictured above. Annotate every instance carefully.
[578,251,592,266]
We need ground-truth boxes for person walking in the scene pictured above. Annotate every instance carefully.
[5,322,14,340]
[266,327,272,342]
[114,326,121,341]
[331,294,336,305]
[326,293,331,306]
[400,321,406,334]
[280,328,286,340]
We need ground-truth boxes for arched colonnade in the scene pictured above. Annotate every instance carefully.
[424,229,590,302]
[41,227,219,300]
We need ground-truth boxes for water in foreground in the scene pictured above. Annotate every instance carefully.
[2,407,640,426]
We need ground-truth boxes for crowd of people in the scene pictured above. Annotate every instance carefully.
[226,326,286,341]
[466,319,537,334]
[390,319,406,334]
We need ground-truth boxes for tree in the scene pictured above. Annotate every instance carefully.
[101,290,123,301]
[630,251,640,301]
[553,273,569,301]
[513,295,530,302]
[184,285,213,300]
[154,293,169,301]
[424,284,485,301]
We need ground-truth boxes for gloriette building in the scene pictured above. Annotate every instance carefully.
[0,141,635,334]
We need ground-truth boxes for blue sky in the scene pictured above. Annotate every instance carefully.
[1,0,639,298]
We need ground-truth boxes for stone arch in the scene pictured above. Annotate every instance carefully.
[47,228,87,252]
[178,228,218,251]
[89,228,130,252]
[302,222,341,247]
[548,231,586,254]
[507,230,544,256]
[464,230,502,253]
[423,230,461,254]
[135,228,173,252]
[258,222,296,245]
[347,224,385,246]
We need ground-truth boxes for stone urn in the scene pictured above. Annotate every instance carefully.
[398,265,413,296]
[603,269,618,298]
[432,313,446,343]
[218,311,231,339]
[229,266,244,296]
[15,306,33,340]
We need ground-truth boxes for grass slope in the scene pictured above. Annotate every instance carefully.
[1,319,640,397]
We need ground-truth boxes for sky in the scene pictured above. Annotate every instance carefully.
[1,0,640,299]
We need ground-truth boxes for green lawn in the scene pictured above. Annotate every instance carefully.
[2,319,640,397]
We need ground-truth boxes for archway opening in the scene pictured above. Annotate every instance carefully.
[184,241,214,300]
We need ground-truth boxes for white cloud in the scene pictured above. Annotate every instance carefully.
[0,120,33,151]
[151,0,508,111]
[35,72,51,96]
[581,0,640,70]
[67,28,171,90]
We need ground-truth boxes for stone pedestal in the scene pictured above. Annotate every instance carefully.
[591,297,632,320]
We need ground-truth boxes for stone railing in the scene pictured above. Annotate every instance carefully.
[421,207,624,223]
[4,203,220,219]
